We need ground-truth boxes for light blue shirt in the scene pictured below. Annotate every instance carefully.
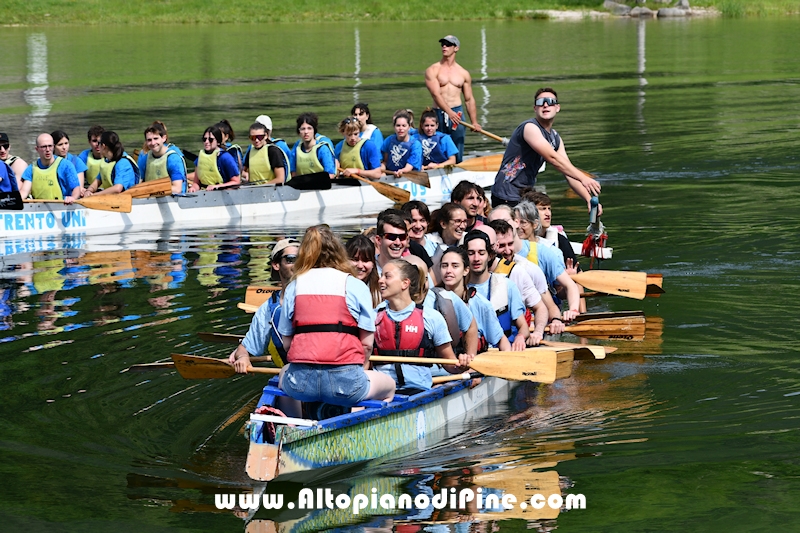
[468,293,505,347]
[374,301,452,391]
[65,153,88,175]
[107,154,137,191]
[278,273,376,336]
[423,288,473,334]
[242,293,281,356]
[469,274,526,321]
[519,239,566,285]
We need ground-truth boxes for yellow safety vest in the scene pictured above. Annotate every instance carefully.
[31,157,64,200]
[248,145,277,184]
[526,240,539,266]
[197,149,223,187]
[338,139,366,170]
[85,153,111,185]
[494,258,517,276]
[99,154,138,191]
[294,143,325,176]
[144,145,185,182]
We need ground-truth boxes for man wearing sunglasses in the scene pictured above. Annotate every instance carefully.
[230,238,300,371]
[424,35,481,164]
[374,211,411,276]
[0,133,28,191]
[491,88,602,214]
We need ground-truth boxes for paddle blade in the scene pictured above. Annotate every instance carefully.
[539,340,607,360]
[172,353,236,379]
[125,177,172,198]
[455,154,503,172]
[245,285,280,307]
[197,332,245,344]
[372,180,411,204]
[0,191,24,210]
[123,361,176,373]
[78,194,132,213]
[401,171,431,188]
[469,349,570,383]
[571,270,648,300]
[238,303,259,313]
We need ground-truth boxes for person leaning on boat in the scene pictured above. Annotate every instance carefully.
[19,133,81,204]
[237,225,396,407]
[51,130,88,193]
[231,238,300,371]
[290,112,336,180]
[335,116,383,180]
[137,121,187,195]
[243,122,289,185]
[490,87,602,212]
[189,125,241,192]
[374,258,472,393]
[83,131,138,196]
[381,111,422,178]
[78,125,110,188]
[0,132,28,191]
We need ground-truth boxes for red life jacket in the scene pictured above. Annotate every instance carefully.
[288,268,364,365]
[374,305,434,358]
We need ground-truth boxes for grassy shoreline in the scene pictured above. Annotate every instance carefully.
[1,0,798,25]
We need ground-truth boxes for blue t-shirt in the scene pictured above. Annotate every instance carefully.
[194,150,240,183]
[21,158,81,198]
[0,163,18,193]
[278,273,375,336]
[108,154,137,191]
[243,293,282,357]
[423,288,473,334]
[290,141,336,175]
[65,153,88,175]
[137,149,187,184]
[374,301,452,391]
[382,135,422,172]
[334,139,383,171]
[360,126,383,153]
[469,275,526,321]
[415,131,458,166]
[519,239,566,285]
[468,293,505,347]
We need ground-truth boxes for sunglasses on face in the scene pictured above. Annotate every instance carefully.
[282,254,297,264]
[0,143,9,150]
[202,136,215,142]
[250,134,267,142]
[535,97,558,107]
[381,233,407,242]
[441,42,455,47]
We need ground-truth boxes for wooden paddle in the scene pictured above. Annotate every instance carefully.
[171,353,280,379]
[124,354,273,373]
[539,340,611,360]
[385,169,431,188]
[461,122,510,145]
[245,285,280,307]
[238,302,259,313]
[0,190,24,210]
[454,153,503,172]
[26,194,132,213]
[124,177,172,198]
[372,348,572,384]
[570,270,648,300]
[338,168,411,204]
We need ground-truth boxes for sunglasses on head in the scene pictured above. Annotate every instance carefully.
[381,233,407,242]
[250,134,267,141]
[282,254,297,264]
[535,97,558,107]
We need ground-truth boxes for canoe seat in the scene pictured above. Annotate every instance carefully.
[260,384,390,409]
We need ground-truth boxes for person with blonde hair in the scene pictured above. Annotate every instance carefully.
[232,226,395,408]
[335,116,383,180]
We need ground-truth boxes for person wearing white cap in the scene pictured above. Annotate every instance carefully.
[243,121,289,185]
[424,35,481,164]
[255,114,293,169]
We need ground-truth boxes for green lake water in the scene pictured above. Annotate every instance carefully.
[1,17,799,532]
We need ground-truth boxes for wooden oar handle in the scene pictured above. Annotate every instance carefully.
[461,122,508,145]
[371,355,459,365]
[246,366,280,375]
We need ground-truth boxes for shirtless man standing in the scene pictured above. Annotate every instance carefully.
[425,35,481,163]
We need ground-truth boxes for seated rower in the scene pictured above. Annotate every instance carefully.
[255,115,293,171]
[137,121,187,195]
[19,133,81,204]
[233,226,395,410]
[462,230,531,350]
[0,157,18,194]
[215,119,243,173]
[243,122,289,185]
[374,259,472,393]
[190,125,241,192]
[78,125,109,190]
[335,116,383,180]
[231,238,299,370]
[393,108,417,137]
[381,111,422,178]
[291,112,336,180]
[351,102,383,152]
[438,246,511,351]
[83,131,138,196]
[51,130,88,194]
[415,108,458,170]
[0,132,28,191]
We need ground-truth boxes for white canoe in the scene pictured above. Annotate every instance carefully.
[0,167,494,242]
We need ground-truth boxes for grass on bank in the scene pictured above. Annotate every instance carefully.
[1,0,799,25]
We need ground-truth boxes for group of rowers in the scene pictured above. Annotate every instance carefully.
[228,179,590,414]
[0,101,470,201]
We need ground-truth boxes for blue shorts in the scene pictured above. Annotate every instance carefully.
[281,363,370,407]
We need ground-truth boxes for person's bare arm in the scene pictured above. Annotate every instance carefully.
[555,271,581,321]
[528,300,547,346]
[461,69,481,131]
[512,315,529,351]
[19,180,31,199]
[524,124,601,198]
[463,317,479,358]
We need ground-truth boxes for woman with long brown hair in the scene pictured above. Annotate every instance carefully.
[345,234,381,308]
[234,225,395,407]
